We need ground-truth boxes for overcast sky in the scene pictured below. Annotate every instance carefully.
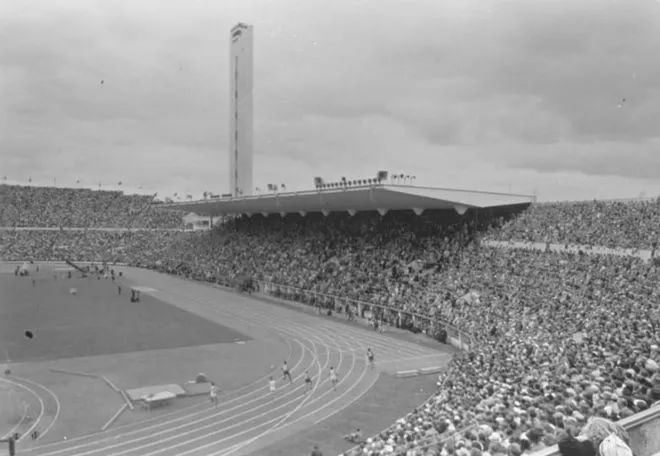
[2,0,660,201]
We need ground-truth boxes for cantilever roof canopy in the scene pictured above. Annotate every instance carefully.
[157,185,534,217]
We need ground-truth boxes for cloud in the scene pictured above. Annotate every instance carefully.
[1,0,659,201]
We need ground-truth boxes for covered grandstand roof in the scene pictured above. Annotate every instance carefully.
[158,185,535,217]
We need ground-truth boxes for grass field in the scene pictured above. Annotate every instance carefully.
[0,269,249,363]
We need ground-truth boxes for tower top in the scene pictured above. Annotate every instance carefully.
[231,23,251,32]
[231,23,252,42]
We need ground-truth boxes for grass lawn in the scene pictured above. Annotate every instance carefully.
[0,268,249,363]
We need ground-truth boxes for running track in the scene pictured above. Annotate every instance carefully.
[12,267,451,456]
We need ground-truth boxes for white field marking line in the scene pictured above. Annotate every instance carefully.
[254,305,427,361]
[154,285,370,353]
[179,322,345,456]
[100,330,336,456]
[118,390,133,411]
[45,274,401,455]
[30,339,308,456]
[28,306,300,452]
[325,324,434,358]
[34,338,315,456]
[118,322,346,456]
[155,284,428,364]
[130,278,385,377]
[214,321,350,456]
[158,338,348,456]
[311,365,379,426]
[0,377,44,443]
[100,376,120,393]
[50,298,332,456]
[15,376,62,440]
[201,320,358,456]
[306,321,361,397]
[3,402,30,440]
[195,301,393,367]
[0,378,43,442]
[211,346,365,456]
[58,329,322,456]
[101,404,128,432]
[120,276,436,395]
[312,312,441,357]
[217,324,374,456]
[253,319,345,431]
[329,325,436,366]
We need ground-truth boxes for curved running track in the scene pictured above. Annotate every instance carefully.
[15,268,450,456]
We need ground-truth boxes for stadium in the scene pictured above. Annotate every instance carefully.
[2,177,660,456]
[2,13,660,456]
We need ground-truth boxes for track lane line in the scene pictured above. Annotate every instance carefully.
[213,324,352,456]
[110,330,334,456]
[34,338,317,456]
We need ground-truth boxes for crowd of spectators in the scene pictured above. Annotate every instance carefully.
[0,229,183,264]
[0,184,183,228]
[138,210,507,307]
[341,248,659,456]
[486,199,660,251]
[1,186,658,456]
[129,211,659,455]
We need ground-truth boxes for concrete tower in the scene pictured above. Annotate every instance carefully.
[229,23,254,197]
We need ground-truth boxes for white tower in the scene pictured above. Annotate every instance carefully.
[229,23,254,197]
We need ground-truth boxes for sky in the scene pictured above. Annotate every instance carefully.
[1,0,660,202]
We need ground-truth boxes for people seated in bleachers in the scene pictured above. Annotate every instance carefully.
[2,187,658,455]
[0,184,182,228]
[486,199,660,250]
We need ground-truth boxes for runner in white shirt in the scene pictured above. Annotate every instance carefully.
[329,367,338,391]
[209,382,219,407]
[269,376,276,392]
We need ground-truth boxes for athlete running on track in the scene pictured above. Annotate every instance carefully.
[282,361,292,383]
[367,348,375,368]
[209,382,219,407]
[329,366,338,391]
[304,370,313,392]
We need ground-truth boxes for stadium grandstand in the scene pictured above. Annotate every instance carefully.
[1,182,659,456]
